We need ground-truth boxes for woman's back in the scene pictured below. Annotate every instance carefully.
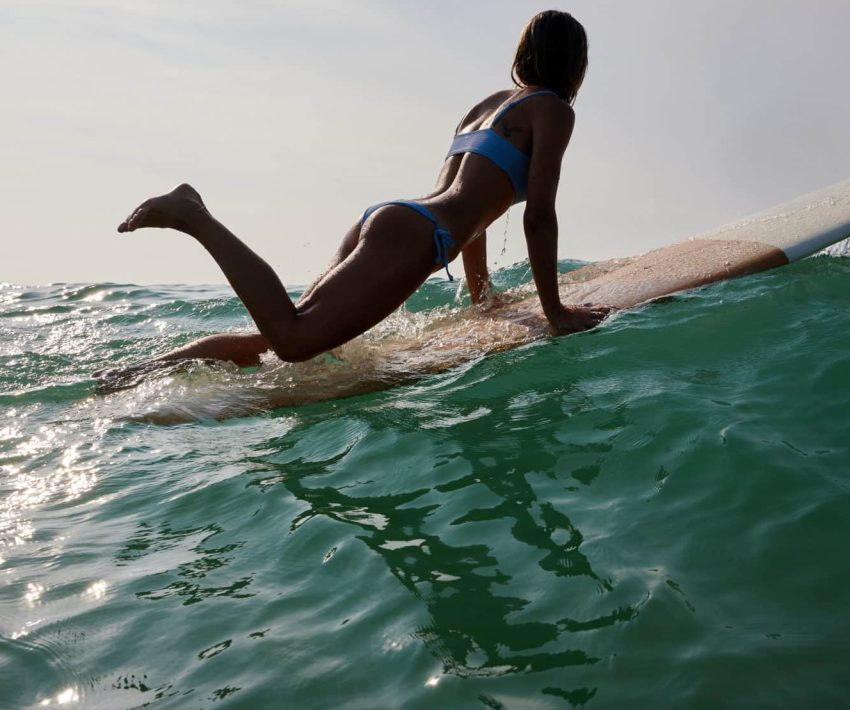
[449,88,561,203]
[424,88,570,242]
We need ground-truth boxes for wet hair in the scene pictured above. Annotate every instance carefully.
[511,10,588,105]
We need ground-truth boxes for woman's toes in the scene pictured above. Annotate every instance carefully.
[129,206,149,229]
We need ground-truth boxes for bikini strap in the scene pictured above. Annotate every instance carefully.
[491,90,559,125]
[361,200,455,281]
[432,226,455,281]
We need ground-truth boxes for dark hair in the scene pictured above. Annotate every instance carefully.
[511,10,588,105]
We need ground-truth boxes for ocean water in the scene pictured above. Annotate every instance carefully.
[2,254,850,709]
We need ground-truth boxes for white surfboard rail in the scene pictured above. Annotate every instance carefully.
[695,178,850,262]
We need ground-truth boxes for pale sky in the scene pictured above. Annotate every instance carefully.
[3,0,850,286]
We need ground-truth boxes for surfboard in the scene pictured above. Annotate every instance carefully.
[102,178,850,418]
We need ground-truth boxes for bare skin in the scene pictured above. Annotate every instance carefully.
[108,87,612,376]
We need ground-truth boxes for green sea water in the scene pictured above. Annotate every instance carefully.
[2,255,850,708]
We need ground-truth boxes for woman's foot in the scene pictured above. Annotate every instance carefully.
[117,183,207,234]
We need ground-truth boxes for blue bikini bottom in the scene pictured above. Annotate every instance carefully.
[361,200,455,281]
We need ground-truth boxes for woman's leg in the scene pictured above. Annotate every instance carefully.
[296,221,362,306]
[101,221,362,373]
[148,333,271,367]
[126,221,361,371]
[92,332,270,383]
[118,185,435,362]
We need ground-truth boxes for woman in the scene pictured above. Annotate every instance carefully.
[115,10,610,369]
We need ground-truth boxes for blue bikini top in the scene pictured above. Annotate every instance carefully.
[446,90,559,204]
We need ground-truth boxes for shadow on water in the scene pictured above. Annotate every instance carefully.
[117,522,255,606]
[243,381,651,706]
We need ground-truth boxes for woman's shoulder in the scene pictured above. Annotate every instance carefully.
[455,88,569,133]
[474,87,569,118]
[474,89,517,113]
[456,89,517,132]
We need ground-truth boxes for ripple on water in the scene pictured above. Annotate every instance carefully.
[2,259,850,707]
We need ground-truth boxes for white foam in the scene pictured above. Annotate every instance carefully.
[819,237,850,258]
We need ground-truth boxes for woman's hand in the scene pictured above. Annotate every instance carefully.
[548,303,613,334]
[477,287,510,310]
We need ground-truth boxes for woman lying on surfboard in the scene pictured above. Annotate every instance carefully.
[113,10,610,371]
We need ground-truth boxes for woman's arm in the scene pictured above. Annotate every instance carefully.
[524,100,610,332]
[462,231,491,304]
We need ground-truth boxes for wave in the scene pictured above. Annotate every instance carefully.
[2,254,848,423]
